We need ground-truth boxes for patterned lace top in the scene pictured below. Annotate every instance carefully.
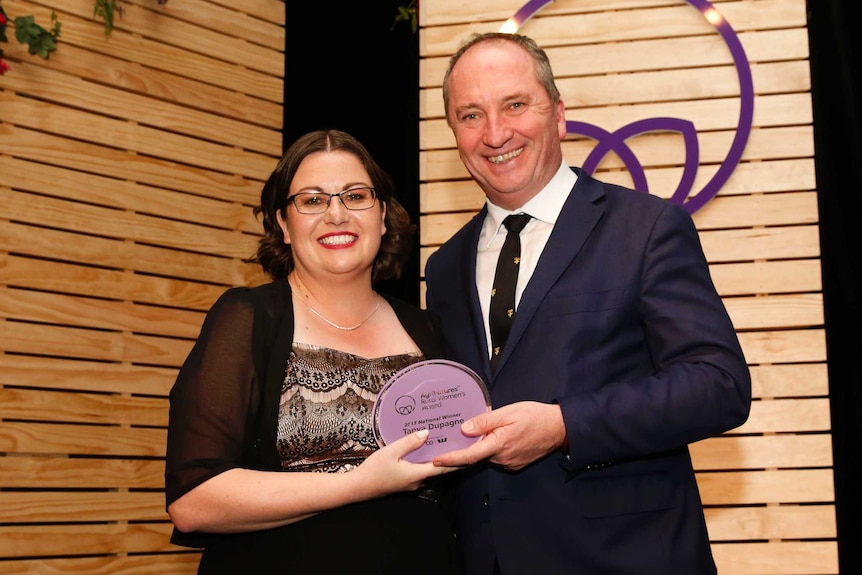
[277,342,423,473]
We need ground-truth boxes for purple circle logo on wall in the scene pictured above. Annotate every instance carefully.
[501,0,754,214]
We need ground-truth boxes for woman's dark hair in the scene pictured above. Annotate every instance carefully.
[249,129,415,282]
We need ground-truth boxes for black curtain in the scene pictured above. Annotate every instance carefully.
[808,1,862,573]
[283,1,420,305]
[284,3,862,570]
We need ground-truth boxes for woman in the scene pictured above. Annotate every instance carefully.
[165,130,460,574]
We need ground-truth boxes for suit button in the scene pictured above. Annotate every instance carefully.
[482,494,489,507]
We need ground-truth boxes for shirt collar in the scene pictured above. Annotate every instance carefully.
[485,160,577,235]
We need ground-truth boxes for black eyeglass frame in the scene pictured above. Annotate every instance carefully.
[284,187,378,214]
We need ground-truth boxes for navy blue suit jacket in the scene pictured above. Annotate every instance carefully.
[424,169,751,575]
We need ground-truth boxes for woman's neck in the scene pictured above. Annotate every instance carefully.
[288,272,380,330]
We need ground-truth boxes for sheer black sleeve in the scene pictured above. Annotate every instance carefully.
[165,288,258,508]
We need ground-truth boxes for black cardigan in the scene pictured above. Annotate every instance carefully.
[164,280,446,548]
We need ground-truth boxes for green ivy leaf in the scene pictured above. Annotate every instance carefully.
[12,11,60,60]
[93,0,116,39]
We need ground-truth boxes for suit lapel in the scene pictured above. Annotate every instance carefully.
[494,171,607,375]
[449,208,496,382]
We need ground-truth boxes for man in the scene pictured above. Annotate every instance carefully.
[426,32,752,574]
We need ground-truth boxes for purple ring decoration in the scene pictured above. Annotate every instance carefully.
[501,0,754,214]
[372,359,491,463]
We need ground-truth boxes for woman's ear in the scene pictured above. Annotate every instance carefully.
[276,209,291,244]
[380,201,387,236]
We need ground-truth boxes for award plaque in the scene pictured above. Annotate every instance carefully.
[372,359,491,463]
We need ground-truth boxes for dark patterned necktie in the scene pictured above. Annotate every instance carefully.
[489,213,532,371]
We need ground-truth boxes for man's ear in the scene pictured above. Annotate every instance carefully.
[556,99,567,139]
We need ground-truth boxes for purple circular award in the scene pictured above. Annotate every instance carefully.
[372,359,491,463]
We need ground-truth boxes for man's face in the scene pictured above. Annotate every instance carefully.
[446,41,567,210]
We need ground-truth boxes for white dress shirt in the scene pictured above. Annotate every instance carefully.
[477,161,577,358]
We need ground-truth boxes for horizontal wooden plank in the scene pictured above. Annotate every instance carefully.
[419,158,817,213]
[723,293,823,331]
[749,363,828,398]
[123,0,284,50]
[1,92,277,180]
[0,222,266,287]
[3,0,283,104]
[705,504,836,541]
[3,255,228,311]
[733,398,831,435]
[420,0,778,31]
[8,192,819,272]
[67,0,285,74]
[420,179,484,214]
[421,27,811,86]
[420,101,812,171]
[421,0,804,55]
[592,163,815,208]
[0,355,176,396]
[0,156,260,233]
[2,321,128,362]
[421,125,815,181]
[0,387,168,427]
[737,329,826,365]
[0,522,176,558]
[699,225,821,263]
[421,217,821,264]
[422,92,812,151]
[0,288,205,339]
[2,353,821,401]
[6,43,281,127]
[692,434,833,471]
[418,250,822,299]
[2,124,265,204]
[678,190,820,230]
[421,59,811,119]
[417,292,830,366]
[0,62,281,156]
[709,260,822,297]
[593,157,817,202]
[0,491,167,523]
[1,322,194,366]
[697,468,834,505]
[0,422,166,457]
[210,0,285,23]
[7,191,259,260]
[420,0,679,28]
[0,551,201,574]
[711,541,838,575]
[0,456,164,489]
[419,212,476,246]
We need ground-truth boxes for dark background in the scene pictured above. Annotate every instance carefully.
[807,1,862,573]
[283,1,420,304]
[284,1,861,571]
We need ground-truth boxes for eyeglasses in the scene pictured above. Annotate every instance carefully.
[286,187,378,214]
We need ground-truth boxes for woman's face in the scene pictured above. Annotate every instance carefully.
[276,150,386,282]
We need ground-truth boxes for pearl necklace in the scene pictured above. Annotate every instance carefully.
[297,293,382,331]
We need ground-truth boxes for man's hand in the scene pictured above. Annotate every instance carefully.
[432,401,565,471]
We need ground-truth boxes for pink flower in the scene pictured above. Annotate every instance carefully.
[0,12,7,26]
[0,58,9,75]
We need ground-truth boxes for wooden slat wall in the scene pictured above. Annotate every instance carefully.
[0,0,283,572]
[419,1,835,574]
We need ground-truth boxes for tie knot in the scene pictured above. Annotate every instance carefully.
[503,213,531,234]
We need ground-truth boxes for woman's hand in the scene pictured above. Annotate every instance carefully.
[351,430,457,499]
